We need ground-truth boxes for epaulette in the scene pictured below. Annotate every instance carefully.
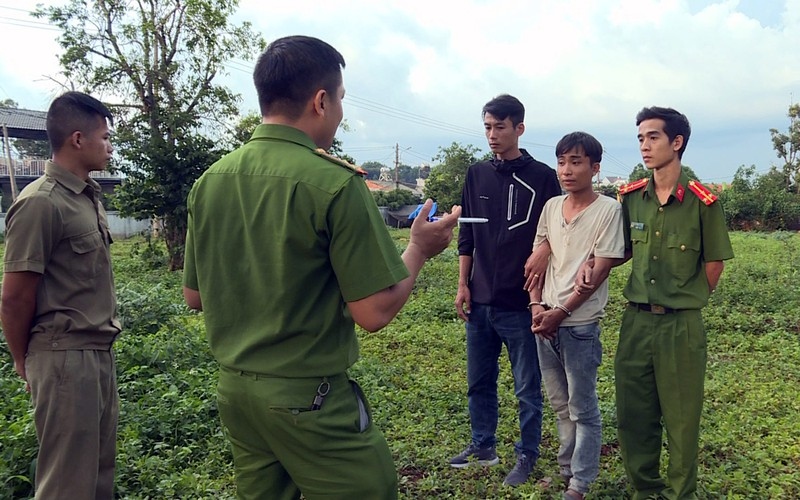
[618,178,649,196]
[687,180,718,206]
[314,148,367,176]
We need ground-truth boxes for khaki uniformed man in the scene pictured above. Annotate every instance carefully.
[1,92,121,499]
[611,107,733,499]
[182,35,461,499]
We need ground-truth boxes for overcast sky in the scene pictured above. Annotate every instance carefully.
[1,0,798,182]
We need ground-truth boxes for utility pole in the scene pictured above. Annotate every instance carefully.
[395,142,400,190]
[2,124,18,201]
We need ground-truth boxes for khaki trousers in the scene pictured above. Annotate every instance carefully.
[26,349,118,500]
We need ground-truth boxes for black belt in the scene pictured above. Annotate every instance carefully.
[629,302,678,315]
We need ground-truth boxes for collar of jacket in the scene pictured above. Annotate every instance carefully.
[490,148,534,174]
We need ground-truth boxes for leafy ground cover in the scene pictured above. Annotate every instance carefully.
[1,231,798,499]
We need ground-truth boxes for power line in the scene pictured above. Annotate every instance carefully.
[0,7,642,172]
[0,5,35,12]
[0,17,60,31]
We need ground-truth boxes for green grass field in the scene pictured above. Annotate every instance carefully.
[1,231,799,499]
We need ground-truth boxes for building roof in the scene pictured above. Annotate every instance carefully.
[0,107,48,140]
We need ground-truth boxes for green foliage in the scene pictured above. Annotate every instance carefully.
[2,233,800,498]
[35,0,266,271]
[361,161,387,180]
[362,161,423,184]
[424,142,481,209]
[329,119,357,165]
[769,103,800,193]
[228,111,262,149]
[594,184,618,198]
[718,165,800,230]
[330,137,356,165]
[373,189,422,210]
[628,163,648,181]
[682,164,700,181]
[628,163,699,182]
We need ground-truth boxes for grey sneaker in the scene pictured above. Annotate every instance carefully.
[449,443,499,468]
[502,452,534,486]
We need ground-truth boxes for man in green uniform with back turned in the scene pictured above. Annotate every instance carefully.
[613,106,734,499]
[182,35,461,500]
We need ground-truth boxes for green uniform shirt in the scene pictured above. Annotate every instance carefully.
[621,170,734,309]
[184,124,409,377]
[3,161,120,349]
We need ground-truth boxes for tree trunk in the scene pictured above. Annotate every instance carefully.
[162,213,187,271]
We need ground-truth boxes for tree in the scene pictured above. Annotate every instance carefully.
[628,163,700,182]
[594,184,618,198]
[397,164,420,184]
[0,99,17,158]
[229,111,262,149]
[36,0,265,270]
[361,161,387,180]
[718,164,800,230]
[329,119,355,165]
[423,142,480,210]
[681,165,700,181]
[629,163,648,181]
[329,137,356,165]
[372,189,421,210]
[769,103,800,193]
[12,138,50,159]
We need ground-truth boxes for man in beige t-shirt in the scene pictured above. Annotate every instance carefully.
[528,131,625,500]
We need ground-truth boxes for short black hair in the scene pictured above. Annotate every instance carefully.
[636,106,691,159]
[482,94,525,126]
[555,131,603,164]
[254,35,346,119]
[46,91,113,153]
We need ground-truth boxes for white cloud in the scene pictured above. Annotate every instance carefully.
[1,0,798,179]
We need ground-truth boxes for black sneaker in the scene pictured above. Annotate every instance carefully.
[449,443,499,468]
[502,452,534,486]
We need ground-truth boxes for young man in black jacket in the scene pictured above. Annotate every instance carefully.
[450,94,561,486]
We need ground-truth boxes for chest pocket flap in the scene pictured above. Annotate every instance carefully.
[69,231,104,281]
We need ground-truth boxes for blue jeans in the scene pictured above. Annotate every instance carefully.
[466,303,543,458]
[537,322,603,495]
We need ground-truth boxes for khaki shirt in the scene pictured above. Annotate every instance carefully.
[621,171,734,310]
[4,161,121,350]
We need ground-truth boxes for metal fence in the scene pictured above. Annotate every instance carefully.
[0,158,119,178]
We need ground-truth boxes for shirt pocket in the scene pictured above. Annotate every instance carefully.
[666,229,701,280]
[629,226,649,275]
[69,231,104,281]
[629,226,648,245]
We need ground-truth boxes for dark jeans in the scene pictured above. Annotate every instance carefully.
[466,303,543,458]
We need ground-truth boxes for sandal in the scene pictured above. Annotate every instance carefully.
[563,489,584,500]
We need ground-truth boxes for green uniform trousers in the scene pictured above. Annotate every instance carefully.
[217,367,398,500]
[25,348,118,500]
[615,305,706,500]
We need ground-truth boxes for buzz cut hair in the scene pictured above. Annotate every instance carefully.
[46,91,113,153]
[254,35,346,119]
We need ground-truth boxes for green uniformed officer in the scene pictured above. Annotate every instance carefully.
[616,107,734,500]
[182,35,461,499]
[2,92,121,499]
